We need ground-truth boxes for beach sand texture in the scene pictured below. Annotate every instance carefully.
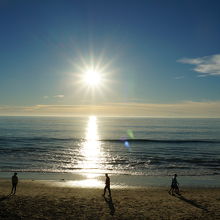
[0,180,220,220]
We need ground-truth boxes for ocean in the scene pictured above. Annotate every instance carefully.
[0,116,220,180]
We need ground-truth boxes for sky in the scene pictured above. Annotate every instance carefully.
[0,0,220,117]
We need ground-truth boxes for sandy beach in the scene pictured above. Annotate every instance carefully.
[0,180,220,220]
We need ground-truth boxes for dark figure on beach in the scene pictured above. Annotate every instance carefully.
[11,172,18,194]
[169,174,180,195]
[103,173,111,197]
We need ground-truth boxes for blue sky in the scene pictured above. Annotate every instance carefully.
[1,0,220,117]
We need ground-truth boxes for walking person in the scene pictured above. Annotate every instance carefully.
[11,172,18,194]
[103,173,111,197]
[169,174,180,195]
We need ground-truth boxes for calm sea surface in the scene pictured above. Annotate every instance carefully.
[0,116,220,176]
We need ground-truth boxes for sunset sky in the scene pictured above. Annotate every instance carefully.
[1,0,220,117]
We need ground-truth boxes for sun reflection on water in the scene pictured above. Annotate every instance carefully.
[79,116,103,173]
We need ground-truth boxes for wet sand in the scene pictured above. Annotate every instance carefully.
[0,180,220,219]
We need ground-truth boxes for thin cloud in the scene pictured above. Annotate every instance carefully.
[174,76,184,80]
[1,101,220,117]
[54,95,64,98]
[178,54,220,76]
[43,96,49,99]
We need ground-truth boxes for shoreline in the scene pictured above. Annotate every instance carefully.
[1,172,220,188]
[0,180,220,219]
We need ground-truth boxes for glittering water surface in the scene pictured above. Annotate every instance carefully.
[0,116,220,176]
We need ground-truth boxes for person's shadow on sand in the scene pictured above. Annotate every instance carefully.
[174,194,208,212]
[0,193,13,203]
[104,195,115,216]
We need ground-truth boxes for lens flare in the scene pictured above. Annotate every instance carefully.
[127,129,134,139]
[120,130,135,151]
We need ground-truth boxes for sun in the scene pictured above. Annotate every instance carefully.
[72,53,115,96]
[83,68,102,87]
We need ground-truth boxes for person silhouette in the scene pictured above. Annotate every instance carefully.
[11,172,18,194]
[103,173,111,197]
[169,174,180,195]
